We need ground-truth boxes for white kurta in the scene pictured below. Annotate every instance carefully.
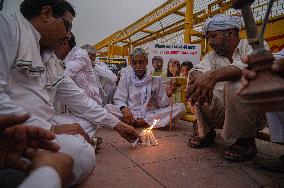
[0,12,95,184]
[93,59,117,106]
[105,69,186,128]
[64,47,102,106]
[43,51,121,137]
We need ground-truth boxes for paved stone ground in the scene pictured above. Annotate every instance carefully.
[77,121,284,188]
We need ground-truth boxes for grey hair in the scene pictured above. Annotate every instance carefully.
[81,44,96,54]
[130,48,148,59]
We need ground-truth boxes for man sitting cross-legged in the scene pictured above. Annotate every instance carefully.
[105,48,186,128]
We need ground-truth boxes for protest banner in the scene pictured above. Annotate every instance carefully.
[148,43,201,74]
[98,57,127,74]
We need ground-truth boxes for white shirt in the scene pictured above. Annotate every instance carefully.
[0,11,120,130]
[93,58,117,84]
[0,12,54,130]
[191,39,269,91]
[43,51,121,128]
[114,69,171,119]
[64,47,102,105]
[93,59,117,106]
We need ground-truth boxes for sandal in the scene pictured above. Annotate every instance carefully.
[224,142,257,162]
[91,137,103,153]
[188,130,216,148]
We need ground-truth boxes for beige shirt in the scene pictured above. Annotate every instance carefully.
[191,39,269,91]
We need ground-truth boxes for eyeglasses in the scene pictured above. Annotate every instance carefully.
[52,14,73,32]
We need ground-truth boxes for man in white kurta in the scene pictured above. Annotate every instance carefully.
[105,48,186,128]
[0,4,140,186]
[55,40,137,139]
[81,44,117,106]
[64,45,103,106]
[0,9,95,185]
[43,50,119,138]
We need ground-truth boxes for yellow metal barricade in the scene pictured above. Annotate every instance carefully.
[170,77,196,122]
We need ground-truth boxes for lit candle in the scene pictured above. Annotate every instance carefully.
[141,119,159,146]
[132,119,159,147]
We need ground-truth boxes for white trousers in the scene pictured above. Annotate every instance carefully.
[53,114,98,138]
[53,113,100,185]
[53,114,97,184]
[55,134,95,185]
[0,135,96,187]
[105,103,186,128]
[19,167,61,188]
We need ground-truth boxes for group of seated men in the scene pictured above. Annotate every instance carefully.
[0,0,283,187]
[0,0,185,187]
[0,0,140,187]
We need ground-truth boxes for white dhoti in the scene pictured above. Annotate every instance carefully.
[19,167,61,188]
[105,103,185,128]
[55,134,96,185]
[53,114,98,138]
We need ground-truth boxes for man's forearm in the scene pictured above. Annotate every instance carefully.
[208,65,242,83]
[57,77,120,128]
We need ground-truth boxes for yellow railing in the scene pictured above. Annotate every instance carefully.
[94,0,284,57]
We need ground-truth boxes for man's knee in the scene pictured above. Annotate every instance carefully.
[55,134,95,184]
[224,81,240,102]
[173,103,186,113]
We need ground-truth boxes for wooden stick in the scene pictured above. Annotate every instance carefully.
[170,95,173,132]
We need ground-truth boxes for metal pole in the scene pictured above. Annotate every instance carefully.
[110,45,114,58]
[170,96,173,132]
[259,0,274,45]
[184,0,194,44]
[0,0,4,11]
[117,2,186,43]
[107,43,111,58]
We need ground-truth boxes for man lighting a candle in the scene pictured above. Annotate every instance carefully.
[105,48,186,129]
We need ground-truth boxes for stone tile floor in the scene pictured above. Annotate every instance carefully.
[77,121,284,188]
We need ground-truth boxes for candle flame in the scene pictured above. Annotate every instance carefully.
[145,119,159,132]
